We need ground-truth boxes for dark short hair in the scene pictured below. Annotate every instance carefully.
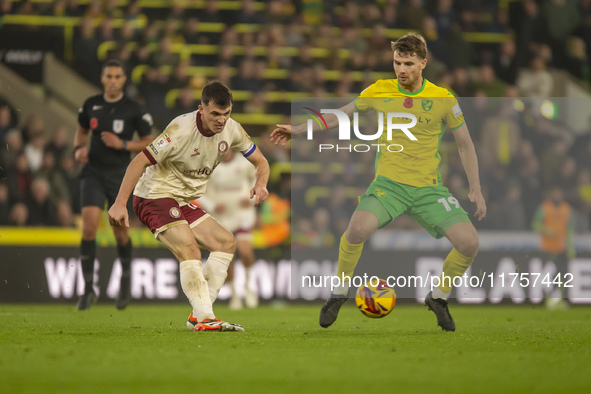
[102,59,125,73]
[201,80,233,108]
[390,33,428,60]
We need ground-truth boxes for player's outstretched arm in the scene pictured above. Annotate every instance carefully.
[270,100,358,146]
[270,124,293,146]
[451,123,487,220]
[108,152,153,227]
[244,147,270,206]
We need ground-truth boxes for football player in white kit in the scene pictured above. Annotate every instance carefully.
[108,81,269,332]
[198,149,259,310]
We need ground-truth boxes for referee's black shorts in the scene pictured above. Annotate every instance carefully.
[80,164,133,214]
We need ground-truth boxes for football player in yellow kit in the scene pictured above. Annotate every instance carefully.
[271,33,487,331]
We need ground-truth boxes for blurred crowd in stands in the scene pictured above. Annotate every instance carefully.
[1,0,591,248]
[0,106,79,227]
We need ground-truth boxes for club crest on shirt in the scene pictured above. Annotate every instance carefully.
[218,141,229,154]
[156,133,172,148]
[113,120,124,134]
[422,100,433,111]
[169,207,181,218]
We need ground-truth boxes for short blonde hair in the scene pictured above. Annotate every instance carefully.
[390,33,428,59]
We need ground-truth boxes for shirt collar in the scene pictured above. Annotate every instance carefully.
[196,111,215,137]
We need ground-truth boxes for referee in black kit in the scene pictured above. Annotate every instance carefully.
[73,59,153,310]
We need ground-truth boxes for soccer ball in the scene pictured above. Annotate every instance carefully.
[355,278,397,318]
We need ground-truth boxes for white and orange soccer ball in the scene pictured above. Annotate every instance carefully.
[355,278,397,318]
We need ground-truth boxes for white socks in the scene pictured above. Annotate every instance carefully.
[432,287,451,300]
[202,252,233,304]
[182,253,233,322]
[179,260,214,322]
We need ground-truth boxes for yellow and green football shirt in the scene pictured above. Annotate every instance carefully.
[355,78,464,187]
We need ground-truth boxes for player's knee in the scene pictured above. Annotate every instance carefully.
[229,237,237,253]
[460,233,479,258]
[82,227,98,240]
[345,225,369,245]
[219,234,237,254]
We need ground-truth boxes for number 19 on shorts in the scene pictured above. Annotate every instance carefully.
[438,197,460,212]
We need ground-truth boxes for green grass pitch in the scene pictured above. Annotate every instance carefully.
[1,303,590,394]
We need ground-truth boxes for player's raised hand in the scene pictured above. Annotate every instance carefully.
[469,189,487,221]
[250,185,269,207]
[270,124,292,146]
[108,203,130,228]
[101,131,123,149]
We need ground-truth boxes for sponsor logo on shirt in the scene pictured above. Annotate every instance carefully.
[92,105,103,111]
[182,163,220,177]
[149,143,158,155]
[452,103,463,117]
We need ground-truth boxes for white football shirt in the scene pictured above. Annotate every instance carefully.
[134,110,255,206]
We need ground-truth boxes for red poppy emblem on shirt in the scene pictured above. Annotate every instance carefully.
[90,117,98,129]
[403,98,413,108]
